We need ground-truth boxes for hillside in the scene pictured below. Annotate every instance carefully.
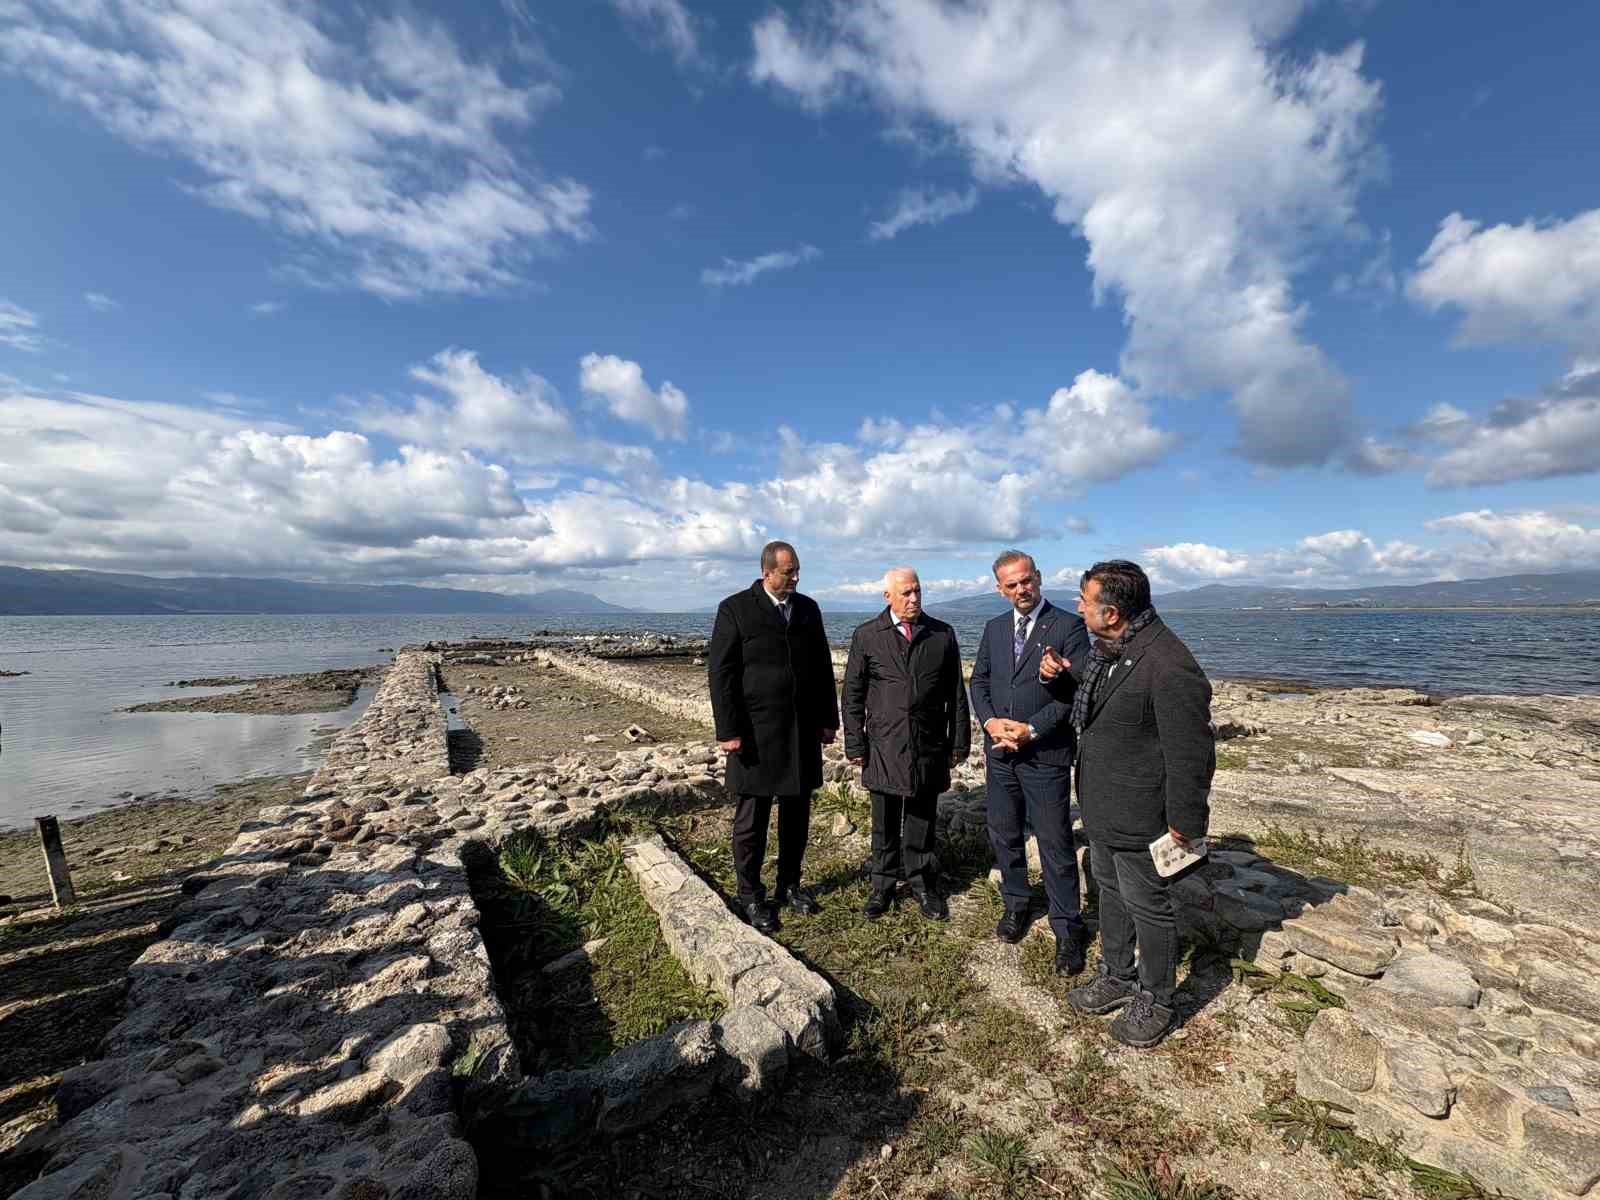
[924,569,1600,613]
[0,567,631,616]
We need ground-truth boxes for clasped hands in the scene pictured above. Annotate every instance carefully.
[984,717,1033,752]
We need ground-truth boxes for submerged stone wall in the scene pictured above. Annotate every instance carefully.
[15,651,514,1200]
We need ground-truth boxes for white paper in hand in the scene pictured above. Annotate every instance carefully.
[1148,832,1208,878]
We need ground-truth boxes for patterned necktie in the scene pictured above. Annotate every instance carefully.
[1014,614,1028,662]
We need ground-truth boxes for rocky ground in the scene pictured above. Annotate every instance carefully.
[125,667,378,715]
[1206,680,1600,927]
[438,651,711,768]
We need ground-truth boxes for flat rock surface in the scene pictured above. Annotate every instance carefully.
[125,668,377,715]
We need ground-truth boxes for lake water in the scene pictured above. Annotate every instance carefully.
[2,608,1597,830]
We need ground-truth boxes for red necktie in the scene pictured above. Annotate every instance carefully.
[899,620,912,641]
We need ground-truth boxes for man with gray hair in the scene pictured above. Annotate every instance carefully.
[842,567,970,919]
[969,550,1092,973]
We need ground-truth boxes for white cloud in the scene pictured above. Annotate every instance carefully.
[578,353,690,440]
[612,0,701,65]
[0,351,1174,599]
[1423,364,1600,487]
[250,300,286,317]
[1020,370,1178,482]
[1144,509,1600,590]
[0,2,591,299]
[354,348,651,473]
[1409,209,1600,350]
[1424,510,1600,574]
[868,185,977,240]
[1145,528,1446,589]
[0,382,750,584]
[0,300,42,352]
[84,291,119,312]
[701,244,820,287]
[751,1,1383,467]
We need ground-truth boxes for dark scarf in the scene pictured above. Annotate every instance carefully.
[1071,607,1159,734]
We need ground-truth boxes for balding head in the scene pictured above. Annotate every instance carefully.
[883,566,923,622]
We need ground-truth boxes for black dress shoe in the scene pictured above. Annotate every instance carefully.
[994,907,1031,943]
[863,888,893,919]
[1055,928,1088,976]
[909,884,948,921]
[744,900,779,934]
[776,884,820,916]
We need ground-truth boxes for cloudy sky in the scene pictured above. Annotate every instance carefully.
[3,0,1598,609]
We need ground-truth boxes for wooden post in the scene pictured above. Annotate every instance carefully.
[35,816,76,908]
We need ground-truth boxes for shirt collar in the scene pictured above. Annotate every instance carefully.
[763,587,789,607]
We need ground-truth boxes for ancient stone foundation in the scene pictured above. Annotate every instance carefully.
[15,650,507,1200]
[479,835,837,1151]
[14,647,823,1199]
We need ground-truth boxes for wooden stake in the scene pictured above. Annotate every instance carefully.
[35,816,76,908]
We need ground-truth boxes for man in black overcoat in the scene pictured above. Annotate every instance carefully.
[969,549,1092,975]
[1040,559,1215,1048]
[707,540,840,932]
[841,567,970,921]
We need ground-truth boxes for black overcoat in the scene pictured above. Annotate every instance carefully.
[841,610,972,796]
[1071,615,1216,848]
[707,581,840,796]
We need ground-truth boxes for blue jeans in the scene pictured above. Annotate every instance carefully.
[1091,840,1177,1005]
[985,756,1084,940]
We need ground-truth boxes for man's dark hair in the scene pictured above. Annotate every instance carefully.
[1081,559,1151,619]
[991,549,1038,579]
[761,540,798,572]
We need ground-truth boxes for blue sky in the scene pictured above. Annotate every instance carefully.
[2,0,1598,609]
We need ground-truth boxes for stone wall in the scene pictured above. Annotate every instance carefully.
[478,836,838,1154]
[14,651,514,1200]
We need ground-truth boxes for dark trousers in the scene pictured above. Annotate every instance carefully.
[985,756,1084,939]
[869,787,939,892]
[732,792,811,904]
[1092,840,1177,1006]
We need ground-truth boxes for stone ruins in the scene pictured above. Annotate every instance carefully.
[11,643,1600,1199]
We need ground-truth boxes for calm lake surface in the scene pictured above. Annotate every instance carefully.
[2,608,1597,830]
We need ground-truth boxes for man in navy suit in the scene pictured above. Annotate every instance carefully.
[969,550,1092,974]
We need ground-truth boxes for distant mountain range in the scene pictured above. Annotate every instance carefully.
[0,567,632,615]
[921,570,1600,614]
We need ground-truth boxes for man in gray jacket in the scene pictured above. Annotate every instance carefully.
[842,567,971,920]
[1040,559,1214,1048]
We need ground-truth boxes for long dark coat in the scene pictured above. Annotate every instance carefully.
[841,610,971,796]
[707,581,840,796]
[1071,615,1215,848]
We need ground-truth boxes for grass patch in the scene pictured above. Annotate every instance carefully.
[1215,747,1248,771]
[963,1129,1038,1199]
[1231,958,1345,1036]
[951,1004,1050,1071]
[1102,1160,1237,1199]
[1406,1161,1521,1199]
[470,826,722,1073]
[1251,1096,1405,1172]
[1244,824,1478,893]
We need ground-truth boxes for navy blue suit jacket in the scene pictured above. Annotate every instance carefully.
[968,599,1091,767]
